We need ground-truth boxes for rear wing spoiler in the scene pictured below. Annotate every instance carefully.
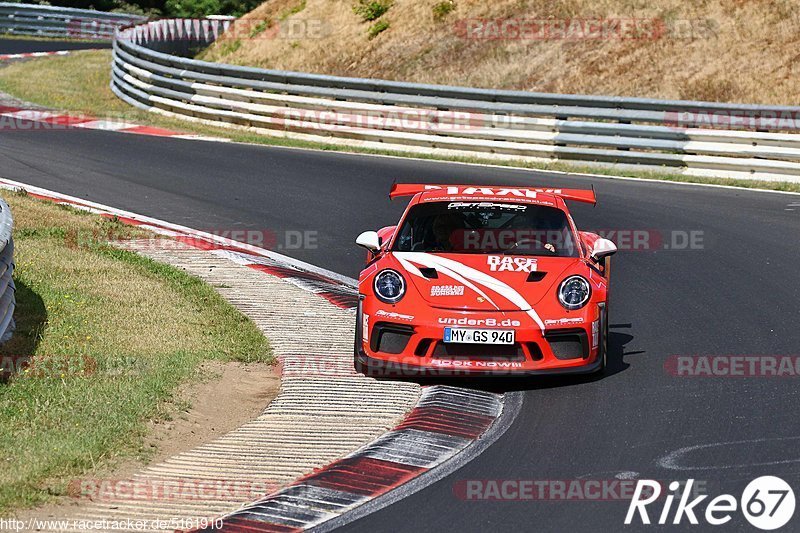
[389,183,596,205]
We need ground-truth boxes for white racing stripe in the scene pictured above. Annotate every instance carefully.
[394,254,424,278]
[394,253,501,310]
[394,252,546,333]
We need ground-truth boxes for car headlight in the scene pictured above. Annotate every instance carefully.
[374,269,406,303]
[558,275,591,310]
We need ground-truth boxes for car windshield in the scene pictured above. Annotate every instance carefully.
[392,201,578,256]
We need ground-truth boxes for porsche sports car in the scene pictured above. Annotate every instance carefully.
[354,184,617,377]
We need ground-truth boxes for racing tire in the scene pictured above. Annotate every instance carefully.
[354,323,367,375]
[354,302,368,376]
[595,303,609,374]
[354,354,366,375]
[590,259,611,375]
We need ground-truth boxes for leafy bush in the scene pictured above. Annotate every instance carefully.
[432,0,455,21]
[368,18,389,39]
[353,0,391,22]
[37,0,167,14]
[164,0,260,17]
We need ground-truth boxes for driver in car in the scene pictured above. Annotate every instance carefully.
[505,208,558,254]
[430,214,462,252]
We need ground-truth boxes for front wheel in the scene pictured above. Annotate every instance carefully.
[354,307,364,375]
[595,303,609,374]
[354,353,366,375]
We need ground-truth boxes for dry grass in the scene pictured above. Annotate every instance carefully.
[200,0,800,104]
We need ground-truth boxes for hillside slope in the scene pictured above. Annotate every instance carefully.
[200,0,799,104]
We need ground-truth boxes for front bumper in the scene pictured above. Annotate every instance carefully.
[354,348,603,377]
[355,300,605,377]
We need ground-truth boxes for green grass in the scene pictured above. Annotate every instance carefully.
[368,19,390,39]
[0,192,272,514]
[248,19,273,38]
[432,1,456,21]
[216,38,242,55]
[0,49,797,194]
[353,0,391,22]
[279,0,306,21]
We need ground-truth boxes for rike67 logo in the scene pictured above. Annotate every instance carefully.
[626,477,795,530]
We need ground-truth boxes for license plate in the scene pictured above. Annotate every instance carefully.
[443,327,515,345]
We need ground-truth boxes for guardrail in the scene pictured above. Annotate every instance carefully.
[0,2,145,40]
[0,197,14,344]
[111,18,800,183]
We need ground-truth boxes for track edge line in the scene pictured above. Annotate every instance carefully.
[309,390,524,533]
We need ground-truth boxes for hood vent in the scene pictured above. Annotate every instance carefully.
[419,267,438,279]
[526,271,547,282]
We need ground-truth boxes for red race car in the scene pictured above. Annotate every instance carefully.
[354,184,617,377]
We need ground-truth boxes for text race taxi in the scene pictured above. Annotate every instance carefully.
[354,184,617,377]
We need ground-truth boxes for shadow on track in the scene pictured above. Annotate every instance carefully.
[370,324,641,394]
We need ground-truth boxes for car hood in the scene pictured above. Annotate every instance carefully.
[391,251,577,312]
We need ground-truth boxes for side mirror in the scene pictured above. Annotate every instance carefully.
[356,231,381,253]
[591,238,617,261]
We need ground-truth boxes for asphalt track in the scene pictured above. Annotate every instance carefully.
[0,38,109,54]
[2,44,800,532]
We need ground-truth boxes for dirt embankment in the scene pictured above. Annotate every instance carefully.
[200,0,800,105]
